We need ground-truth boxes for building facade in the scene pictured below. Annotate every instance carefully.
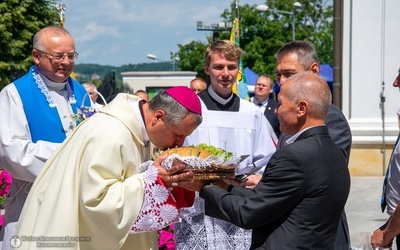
[121,71,197,99]
[343,0,400,175]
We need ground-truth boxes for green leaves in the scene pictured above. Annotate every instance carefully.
[195,143,234,161]
[0,0,58,90]
[176,41,209,81]
[175,0,334,82]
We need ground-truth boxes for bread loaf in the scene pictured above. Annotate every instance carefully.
[160,147,211,159]
[160,146,236,180]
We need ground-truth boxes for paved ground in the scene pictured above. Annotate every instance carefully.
[346,176,395,249]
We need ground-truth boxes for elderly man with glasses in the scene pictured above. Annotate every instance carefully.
[0,25,90,248]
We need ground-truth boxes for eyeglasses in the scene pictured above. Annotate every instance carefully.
[255,83,271,88]
[35,49,79,61]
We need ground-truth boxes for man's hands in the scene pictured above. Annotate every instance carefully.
[226,173,262,189]
[371,202,400,249]
[179,179,230,192]
[244,174,262,189]
[152,155,240,192]
[177,180,207,192]
[154,155,193,188]
[371,227,393,249]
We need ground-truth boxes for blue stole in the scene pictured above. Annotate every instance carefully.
[14,66,90,143]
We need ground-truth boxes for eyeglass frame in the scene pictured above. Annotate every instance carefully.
[255,83,272,88]
[35,48,79,61]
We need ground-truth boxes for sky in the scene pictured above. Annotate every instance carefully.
[60,0,266,67]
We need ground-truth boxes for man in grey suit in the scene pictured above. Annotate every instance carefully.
[181,72,351,249]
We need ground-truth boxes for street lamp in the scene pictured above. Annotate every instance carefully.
[146,53,179,71]
[196,21,232,41]
[256,2,302,41]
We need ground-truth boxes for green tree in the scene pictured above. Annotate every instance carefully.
[176,0,333,80]
[98,71,118,103]
[91,78,102,88]
[175,40,210,81]
[0,0,59,90]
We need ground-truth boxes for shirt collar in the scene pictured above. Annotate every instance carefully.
[285,125,321,145]
[40,73,67,91]
[251,97,268,107]
[128,99,150,147]
[207,86,233,105]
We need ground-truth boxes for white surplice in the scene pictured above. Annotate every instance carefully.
[0,76,78,249]
[175,97,276,250]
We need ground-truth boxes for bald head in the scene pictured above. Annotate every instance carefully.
[33,26,74,51]
[190,78,207,94]
[285,72,331,119]
[276,72,331,135]
[134,90,149,101]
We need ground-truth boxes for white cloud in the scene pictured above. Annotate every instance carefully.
[60,0,266,66]
[74,21,119,43]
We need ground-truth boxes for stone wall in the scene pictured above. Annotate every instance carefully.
[349,143,393,176]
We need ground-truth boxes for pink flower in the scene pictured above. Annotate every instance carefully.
[0,170,12,196]
[165,240,176,250]
[0,168,12,233]
[158,224,176,250]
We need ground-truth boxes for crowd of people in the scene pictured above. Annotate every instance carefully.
[0,24,397,250]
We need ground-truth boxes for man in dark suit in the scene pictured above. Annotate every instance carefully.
[251,74,280,138]
[247,40,353,250]
[181,72,351,249]
[274,41,352,250]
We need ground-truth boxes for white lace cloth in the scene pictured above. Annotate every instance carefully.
[133,153,241,233]
[130,164,179,234]
[175,193,252,250]
[160,154,240,172]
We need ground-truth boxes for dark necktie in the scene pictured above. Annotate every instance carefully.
[381,134,400,212]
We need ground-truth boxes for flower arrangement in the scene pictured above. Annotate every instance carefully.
[70,90,107,126]
[72,106,97,124]
[0,169,13,232]
[64,106,98,131]
[158,224,176,250]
